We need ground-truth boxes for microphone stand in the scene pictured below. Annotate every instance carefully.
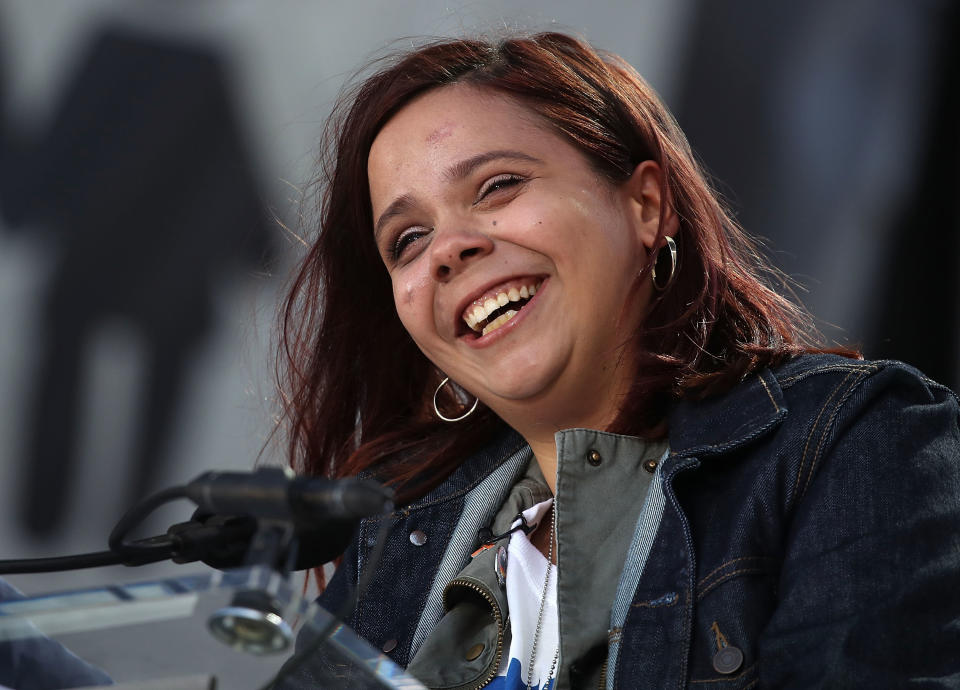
[0,467,394,657]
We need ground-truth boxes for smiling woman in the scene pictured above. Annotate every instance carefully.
[368,86,670,460]
[276,33,960,690]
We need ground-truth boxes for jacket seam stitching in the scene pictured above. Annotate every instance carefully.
[920,375,960,403]
[778,362,876,388]
[792,370,856,506]
[757,374,779,412]
[669,461,697,690]
[697,556,774,588]
[669,411,785,456]
[800,369,871,501]
[355,518,366,633]
[696,567,775,601]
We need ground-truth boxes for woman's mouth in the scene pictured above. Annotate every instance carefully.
[462,278,543,336]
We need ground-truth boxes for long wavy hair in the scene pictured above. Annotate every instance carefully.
[279,32,855,506]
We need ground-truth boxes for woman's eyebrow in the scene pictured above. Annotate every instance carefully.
[374,193,416,240]
[443,149,541,182]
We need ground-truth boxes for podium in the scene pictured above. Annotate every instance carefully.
[0,566,425,689]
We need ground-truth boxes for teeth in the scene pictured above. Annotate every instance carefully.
[463,280,542,332]
[482,309,518,336]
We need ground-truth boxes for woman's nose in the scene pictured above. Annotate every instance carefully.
[430,227,494,282]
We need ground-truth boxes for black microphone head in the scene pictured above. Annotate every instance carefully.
[175,472,392,572]
[171,512,360,571]
[289,477,394,522]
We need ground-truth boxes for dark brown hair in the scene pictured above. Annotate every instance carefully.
[279,32,855,504]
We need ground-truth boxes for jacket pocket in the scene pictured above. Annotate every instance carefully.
[686,556,778,689]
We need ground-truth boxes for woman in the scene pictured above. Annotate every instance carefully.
[277,33,960,689]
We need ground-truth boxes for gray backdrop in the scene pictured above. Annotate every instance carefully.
[0,0,692,593]
[0,0,955,598]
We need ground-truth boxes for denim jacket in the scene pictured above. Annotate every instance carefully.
[288,355,960,689]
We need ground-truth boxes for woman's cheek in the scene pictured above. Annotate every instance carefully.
[504,200,548,238]
[392,274,433,336]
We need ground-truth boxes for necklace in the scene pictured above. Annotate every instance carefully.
[526,504,560,690]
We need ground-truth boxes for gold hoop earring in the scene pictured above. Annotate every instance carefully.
[651,236,677,291]
[433,377,479,423]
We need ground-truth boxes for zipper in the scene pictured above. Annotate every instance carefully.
[444,576,506,690]
[597,658,608,689]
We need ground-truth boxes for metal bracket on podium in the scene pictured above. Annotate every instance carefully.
[0,566,425,689]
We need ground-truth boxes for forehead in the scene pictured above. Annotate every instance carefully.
[367,85,557,198]
[375,83,545,148]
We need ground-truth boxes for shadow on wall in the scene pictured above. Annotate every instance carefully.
[0,24,277,538]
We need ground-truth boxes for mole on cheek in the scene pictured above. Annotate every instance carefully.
[492,220,497,226]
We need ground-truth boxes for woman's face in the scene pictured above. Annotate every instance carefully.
[367,84,665,431]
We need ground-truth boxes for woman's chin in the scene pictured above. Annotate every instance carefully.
[477,372,573,423]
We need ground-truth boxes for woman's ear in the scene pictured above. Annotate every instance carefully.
[624,160,679,251]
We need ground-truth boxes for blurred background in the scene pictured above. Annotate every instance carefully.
[0,0,956,598]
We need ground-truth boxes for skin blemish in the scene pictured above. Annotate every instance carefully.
[426,124,455,145]
[492,220,497,226]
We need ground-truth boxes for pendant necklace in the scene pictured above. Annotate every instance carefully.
[526,505,560,690]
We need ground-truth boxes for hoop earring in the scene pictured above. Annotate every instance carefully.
[651,236,677,291]
[433,377,479,423]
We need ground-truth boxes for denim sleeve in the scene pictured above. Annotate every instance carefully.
[759,365,960,688]
[0,578,113,689]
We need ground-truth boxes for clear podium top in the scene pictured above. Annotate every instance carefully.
[0,566,425,690]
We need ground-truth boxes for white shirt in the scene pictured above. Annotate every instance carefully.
[490,498,559,690]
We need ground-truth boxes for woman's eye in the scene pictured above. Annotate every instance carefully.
[476,174,524,202]
[390,227,428,262]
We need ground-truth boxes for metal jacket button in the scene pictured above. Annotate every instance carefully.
[465,642,485,661]
[643,458,658,473]
[409,529,427,546]
[712,645,744,674]
[587,449,602,466]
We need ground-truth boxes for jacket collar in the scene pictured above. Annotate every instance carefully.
[667,367,787,458]
[403,426,527,509]
[405,367,788,505]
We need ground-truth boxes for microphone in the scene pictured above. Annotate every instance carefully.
[168,511,360,571]
[184,467,393,523]
[175,467,394,571]
[0,469,393,575]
